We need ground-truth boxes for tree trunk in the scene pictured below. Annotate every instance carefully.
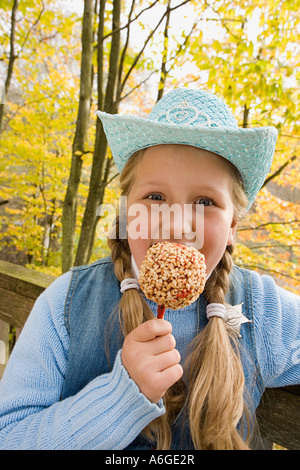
[74,0,121,267]
[61,0,94,273]
[242,103,250,128]
[157,0,171,102]
[0,0,19,135]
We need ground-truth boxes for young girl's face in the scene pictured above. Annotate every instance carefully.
[127,144,237,278]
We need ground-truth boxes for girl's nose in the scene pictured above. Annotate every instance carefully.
[171,208,191,240]
[152,204,204,249]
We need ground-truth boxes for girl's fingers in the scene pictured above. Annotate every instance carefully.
[153,348,181,372]
[151,333,176,355]
[157,363,184,397]
[131,318,172,343]
[121,318,182,403]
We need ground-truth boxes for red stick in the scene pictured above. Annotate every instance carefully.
[157,304,166,319]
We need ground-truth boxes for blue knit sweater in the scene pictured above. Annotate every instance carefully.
[0,268,299,450]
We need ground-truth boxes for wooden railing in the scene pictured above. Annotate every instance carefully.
[0,259,299,450]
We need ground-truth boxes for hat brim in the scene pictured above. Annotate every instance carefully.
[97,111,278,208]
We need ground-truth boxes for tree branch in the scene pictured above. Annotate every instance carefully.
[244,243,300,249]
[0,0,19,134]
[119,68,158,101]
[18,1,45,55]
[165,18,199,75]
[103,171,119,187]
[119,0,192,97]
[116,0,135,103]
[101,0,160,42]
[203,0,243,42]
[119,9,166,96]
[262,155,297,187]
[238,219,300,232]
[235,263,299,282]
[157,0,171,102]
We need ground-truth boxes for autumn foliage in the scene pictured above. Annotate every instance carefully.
[0,0,299,292]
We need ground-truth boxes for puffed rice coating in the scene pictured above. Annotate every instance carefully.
[139,241,206,309]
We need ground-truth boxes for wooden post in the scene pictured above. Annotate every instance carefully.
[0,260,55,329]
[0,319,9,378]
[256,385,300,450]
[0,260,55,377]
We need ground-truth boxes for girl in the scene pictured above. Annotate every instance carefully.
[0,89,299,450]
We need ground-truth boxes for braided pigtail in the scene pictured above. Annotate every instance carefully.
[108,214,173,449]
[107,215,154,334]
[182,159,250,449]
[185,245,249,449]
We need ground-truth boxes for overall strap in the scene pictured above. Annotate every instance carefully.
[226,266,265,405]
[61,257,122,400]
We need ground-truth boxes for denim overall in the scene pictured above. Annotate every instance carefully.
[61,256,264,449]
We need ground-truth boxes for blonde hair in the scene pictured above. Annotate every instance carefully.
[108,148,250,450]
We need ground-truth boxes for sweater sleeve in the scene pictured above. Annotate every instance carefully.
[251,272,300,388]
[0,273,165,450]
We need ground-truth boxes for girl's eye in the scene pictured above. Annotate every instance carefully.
[146,193,164,201]
[196,197,214,206]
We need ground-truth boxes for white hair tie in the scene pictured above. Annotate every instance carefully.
[206,303,226,319]
[120,278,140,293]
[206,302,251,338]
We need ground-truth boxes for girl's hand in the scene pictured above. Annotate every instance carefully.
[121,319,183,404]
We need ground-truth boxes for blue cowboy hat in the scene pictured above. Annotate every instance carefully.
[97,88,278,208]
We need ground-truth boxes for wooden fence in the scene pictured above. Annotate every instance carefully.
[0,259,299,450]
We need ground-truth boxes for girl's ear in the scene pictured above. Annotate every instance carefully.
[227,219,238,246]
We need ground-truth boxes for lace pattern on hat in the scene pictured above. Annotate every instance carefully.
[154,99,221,127]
